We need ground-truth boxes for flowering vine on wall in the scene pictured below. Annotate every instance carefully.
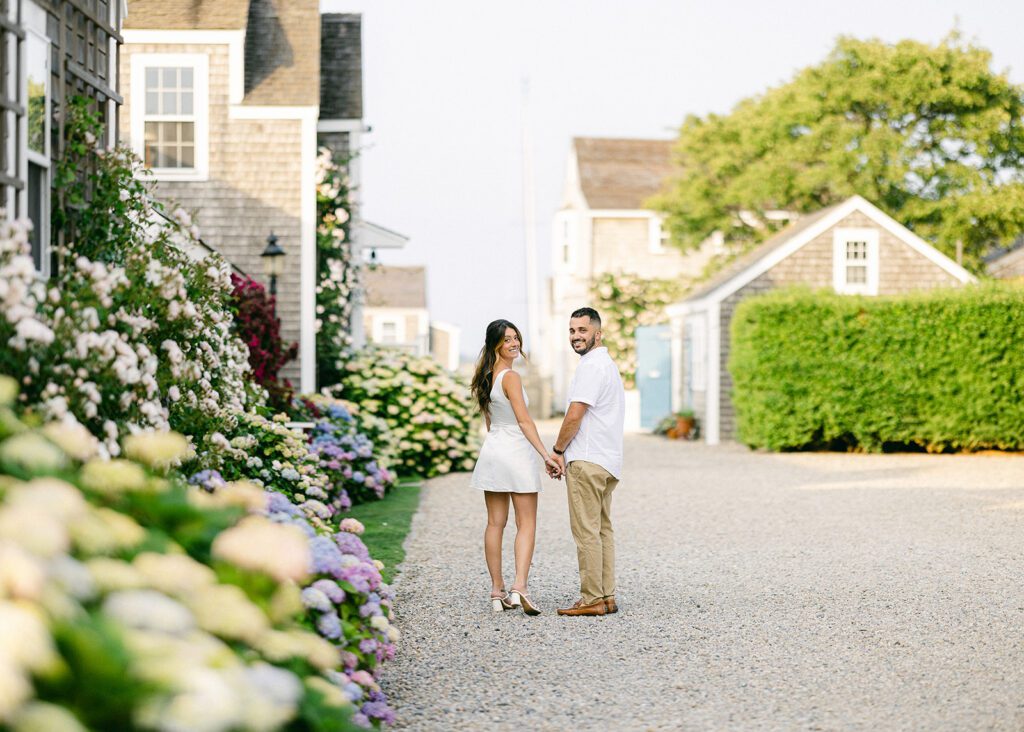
[315,147,358,388]
[591,272,688,390]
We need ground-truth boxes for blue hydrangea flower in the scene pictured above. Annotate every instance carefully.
[315,610,342,639]
[300,587,333,612]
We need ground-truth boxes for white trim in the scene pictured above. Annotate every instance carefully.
[706,303,721,445]
[317,119,365,133]
[685,195,975,307]
[586,209,658,219]
[229,105,319,121]
[832,227,879,295]
[670,315,683,413]
[372,315,405,345]
[299,111,317,393]
[123,30,245,105]
[130,52,210,182]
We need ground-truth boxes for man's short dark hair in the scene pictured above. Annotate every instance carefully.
[570,307,601,327]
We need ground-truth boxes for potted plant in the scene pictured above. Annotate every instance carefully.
[654,410,698,440]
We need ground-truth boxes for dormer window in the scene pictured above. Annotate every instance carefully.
[130,53,209,181]
[832,227,879,295]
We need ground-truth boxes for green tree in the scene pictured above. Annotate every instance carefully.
[652,32,1024,270]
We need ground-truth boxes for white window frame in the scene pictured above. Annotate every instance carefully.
[648,215,669,254]
[23,5,50,276]
[832,227,879,295]
[373,316,404,345]
[130,52,209,181]
[552,211,577,271]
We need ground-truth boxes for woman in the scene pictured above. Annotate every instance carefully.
[469,319,561,616]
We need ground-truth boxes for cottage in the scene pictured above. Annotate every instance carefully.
[118,2,389,391]
[667,195,975,445]
[2,0,123,272]
[362,264,461,371]
[986,240,1024,280]
[547,136,717,415]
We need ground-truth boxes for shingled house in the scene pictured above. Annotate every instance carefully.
[666,195,975,445]
[2,0,123,274]
[546,136,717,416]
[118,2,373,391]
[361,264,461,371]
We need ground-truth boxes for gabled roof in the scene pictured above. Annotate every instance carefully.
[684,203,844,302]
[126,0,250,29]
[126,0,321,107]
[574,137,674,210]
[677,195,975,308]
[320,14,362,119]
[363,266,427,309]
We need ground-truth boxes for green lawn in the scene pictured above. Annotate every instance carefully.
[348,479,422,584]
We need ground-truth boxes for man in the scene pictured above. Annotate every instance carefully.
[549,307,625,617]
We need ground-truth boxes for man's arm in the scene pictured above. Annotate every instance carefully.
[554,401,589,455]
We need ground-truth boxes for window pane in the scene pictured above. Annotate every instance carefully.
[179,144,194,167]
[846,241,867,261]
[145,144,158,168]
[145,91,159,115]
[26,34,47,155]
[145,67,158,89]
[161,121,179,143]
[162,91,177,115]
[847,265,867,284]
[181,67,193,89]
[28,163,45,271]
[180,122,194,143]
[144,122,158,142]
[162,67,178,88]
[180,91,193,115]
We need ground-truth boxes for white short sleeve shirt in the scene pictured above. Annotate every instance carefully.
[565,347,625,479]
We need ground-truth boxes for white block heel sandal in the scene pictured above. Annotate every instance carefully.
[509,589,541,616]
[490,592,513,612]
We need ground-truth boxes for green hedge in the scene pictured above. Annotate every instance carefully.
[729,284,1024,452]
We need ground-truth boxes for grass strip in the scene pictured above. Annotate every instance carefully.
[347,479,422,584]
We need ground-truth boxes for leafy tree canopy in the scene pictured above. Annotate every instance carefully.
[652,32,1024,271]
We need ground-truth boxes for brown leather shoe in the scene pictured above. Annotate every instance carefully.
[605,596,618,614]
[557,598,607,616]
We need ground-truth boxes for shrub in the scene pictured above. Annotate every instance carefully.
[230,275,298,412]
[0,379,359,730]
[729,284,1024,452]
[333,349,479,478]
[0,98,252,454]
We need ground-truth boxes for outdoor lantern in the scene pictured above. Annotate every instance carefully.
[368,247,379,271]
[260,231,286,296]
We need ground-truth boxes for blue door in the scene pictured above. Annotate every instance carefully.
[636,324,672,430]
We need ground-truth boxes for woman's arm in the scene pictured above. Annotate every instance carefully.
[503,371,560,468]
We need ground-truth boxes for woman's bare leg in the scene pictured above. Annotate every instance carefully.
[483,491,510,594]
[509,492,538,593]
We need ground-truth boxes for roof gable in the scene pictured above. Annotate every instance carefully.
[363,266,427,309]
[574,137,673,210]
[682,196,974,306]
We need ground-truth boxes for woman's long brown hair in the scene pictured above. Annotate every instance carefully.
[470,319,525,416]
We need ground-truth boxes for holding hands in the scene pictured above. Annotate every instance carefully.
[544,451,566,480]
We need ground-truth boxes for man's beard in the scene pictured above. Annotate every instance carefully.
[571,332,597,356]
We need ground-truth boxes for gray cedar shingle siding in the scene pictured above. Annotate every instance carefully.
[243,0,320,106]
[125,0,250,29]
[119,41,306,384]
[320,14,362,120]
[715,210,966,440]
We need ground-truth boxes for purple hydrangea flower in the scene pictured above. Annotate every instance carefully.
[300,587,333,612]
[334,532,371,562]
[359,601,381,618]
[361,701,396,725]
[359,638,378,654]
[351,471,365,484]
[351,712,371,729]
[266,491,301,516]
[309,536,344,576]
[344,682,364,702]
[311,579,346,604]
[188,469,226,492]
[340,651,359,670]
[315,611,342,639]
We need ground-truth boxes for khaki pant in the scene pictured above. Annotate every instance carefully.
[565,460,618,605]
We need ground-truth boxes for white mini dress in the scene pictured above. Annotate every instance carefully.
[469,369,542,493]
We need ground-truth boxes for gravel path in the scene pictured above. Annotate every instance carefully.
[382,433,1024,731]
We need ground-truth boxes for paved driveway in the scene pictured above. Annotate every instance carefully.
[383,434,1024,731]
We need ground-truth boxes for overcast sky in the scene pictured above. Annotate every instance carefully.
[321,0,1024,359]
